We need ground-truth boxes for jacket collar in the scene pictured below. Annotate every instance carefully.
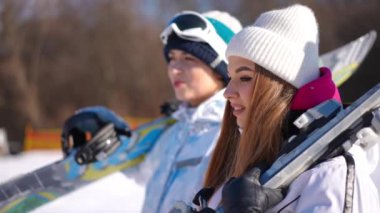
[172,89,226,123]
[291,67,342,110]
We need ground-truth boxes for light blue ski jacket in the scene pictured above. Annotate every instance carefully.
[125,89,226,213]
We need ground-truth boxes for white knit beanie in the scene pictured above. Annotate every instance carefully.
[226,4,319,88]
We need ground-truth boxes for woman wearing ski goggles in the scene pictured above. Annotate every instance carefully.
[135,11,241,213]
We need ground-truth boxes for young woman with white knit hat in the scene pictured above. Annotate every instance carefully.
[182,4,379,212]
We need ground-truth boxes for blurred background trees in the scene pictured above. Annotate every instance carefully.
[0,0,379,153]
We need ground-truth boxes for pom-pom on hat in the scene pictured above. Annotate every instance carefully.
[226,4,319,88]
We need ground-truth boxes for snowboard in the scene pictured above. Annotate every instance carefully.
[320,30,377,87]
[261,82,380,188]
[0,117,176,213]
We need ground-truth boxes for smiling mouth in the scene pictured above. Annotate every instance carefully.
[173,81,185,87]
[231,105,245,116]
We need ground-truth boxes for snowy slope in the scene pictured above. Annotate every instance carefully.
[0,151,145,212]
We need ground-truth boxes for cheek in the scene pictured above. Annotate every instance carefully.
[242,87,250,99]
[183,70,198,85]
[241,85,254,105]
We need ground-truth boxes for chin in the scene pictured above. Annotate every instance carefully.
[175,94,190,103]
[236,120,244,129]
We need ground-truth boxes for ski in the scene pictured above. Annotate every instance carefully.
[0,117,175,213]
[320,30,377,87]
[261,83,380,188]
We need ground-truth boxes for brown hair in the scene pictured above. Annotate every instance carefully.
[204,65,296,189]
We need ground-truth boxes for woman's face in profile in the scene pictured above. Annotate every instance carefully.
[224,56,256,129]
[167,49,223,107]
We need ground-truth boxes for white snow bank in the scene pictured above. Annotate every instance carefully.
[0,151,144,212]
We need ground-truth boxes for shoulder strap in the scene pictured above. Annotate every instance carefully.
[343,152,355,213]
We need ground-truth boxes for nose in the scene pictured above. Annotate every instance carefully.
[168,60,183,75]
[224,82,238,100]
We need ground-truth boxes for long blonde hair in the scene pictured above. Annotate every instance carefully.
[204,65,296,189]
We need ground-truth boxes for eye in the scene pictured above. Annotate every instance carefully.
[184,55,196,61]
[168,53,175,61]
[240,76,253,82]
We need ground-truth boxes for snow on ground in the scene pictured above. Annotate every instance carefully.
[0,150,63,182]
[0,150,145,212]
[4,147,378,212]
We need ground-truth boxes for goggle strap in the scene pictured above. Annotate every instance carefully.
[160,24,174,45]
[210,55,223,68]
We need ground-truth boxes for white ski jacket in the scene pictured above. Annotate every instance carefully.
[267,143,380,213]
[208,143,380,213]
[125,89,226,213]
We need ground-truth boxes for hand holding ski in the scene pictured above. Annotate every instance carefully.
[222,167,283,213]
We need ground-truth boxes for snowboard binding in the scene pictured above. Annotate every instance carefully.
[61,106,131,165]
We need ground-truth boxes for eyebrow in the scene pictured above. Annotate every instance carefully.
[169,51,194,57]
[236,66,254,73]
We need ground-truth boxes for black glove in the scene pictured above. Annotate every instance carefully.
[160,101,179,116]
[169,201,215,213]
[192,187,215,208]
[222,167,283,213]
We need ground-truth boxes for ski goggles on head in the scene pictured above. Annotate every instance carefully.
[160,11,228,68]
